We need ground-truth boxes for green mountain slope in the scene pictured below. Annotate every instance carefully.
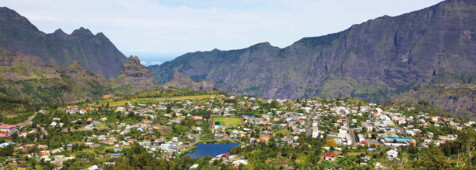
[0,47,109,105]
[0,48,161,106]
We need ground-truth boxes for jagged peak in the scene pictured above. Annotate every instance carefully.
[95,32,108,39]
[71,27,94,36]
[252,42,272,47]
[126,55,141,65]
[52,28,67,36]
[0,7,40,32]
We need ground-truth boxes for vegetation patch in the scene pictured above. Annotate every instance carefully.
[213,117,242,127]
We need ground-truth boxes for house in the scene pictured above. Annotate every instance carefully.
[117,107,125,112]
[324,153,335,161]
[0,142,11,148]
[222,154,230,160]
[0,132,11,138]
[37,145,48,150]
[190,164,199,169]
[192,116,203,120]
[233,159,248,166]
[40,150,50,156]
[110,153,122,158]
[87,165,100,170]
[387,150,398,160]
[0,125,18,133]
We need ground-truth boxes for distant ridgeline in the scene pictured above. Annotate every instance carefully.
[149,0,476,120]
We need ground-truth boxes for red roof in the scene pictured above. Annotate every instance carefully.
[0,132,11,138]
[222,154,229,158]
[0,125,17,129]
[325,153,335,157]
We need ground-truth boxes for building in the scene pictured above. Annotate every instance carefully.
[387,150,398,160]
[0,132,11,138]
[324,153,335,161]
[0,125,18,134]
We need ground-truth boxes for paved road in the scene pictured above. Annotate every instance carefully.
[345,114,358,146]
[306,106,318,138]
[219,100,225,116]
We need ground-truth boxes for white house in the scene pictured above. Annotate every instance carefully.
[387,150,398,160]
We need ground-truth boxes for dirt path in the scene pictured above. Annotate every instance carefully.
[17,112,37,127]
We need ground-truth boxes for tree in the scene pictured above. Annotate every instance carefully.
[416,148,449,169]
[326,139,338,147]
[166,104,172,113]
[0,145,14,156]
[270,100,279,109]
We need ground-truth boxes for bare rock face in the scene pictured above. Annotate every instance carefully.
[395,84,476,120]
[150,0,476,118]
[166,70,216,91]
[0,7,126,78]
[113,56,161,92]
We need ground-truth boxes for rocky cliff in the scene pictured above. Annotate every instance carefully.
[165,70,216,91]
[0,7,126,78]
[113,56,161,94]
[395,84,476,120]
[150,0,476,118]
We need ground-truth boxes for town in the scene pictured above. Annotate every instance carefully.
[0,93,475,169]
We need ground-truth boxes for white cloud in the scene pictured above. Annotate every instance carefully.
[140,61,147,65]
[150,61,163,65]
[2,0,444,61]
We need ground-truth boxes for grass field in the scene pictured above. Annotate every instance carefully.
[213,117,242,127]
[80,95,219,107]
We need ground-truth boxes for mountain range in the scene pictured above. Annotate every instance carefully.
[0,7,126,78]
[149,0,476,119]
[0,0,474,119]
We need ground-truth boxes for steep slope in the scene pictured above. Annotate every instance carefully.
[0,48,109,104]
[395,84,476,120]
[149,0,476,118]
[165,70,216,91]
[0,7,126,78]
[113,56,161,94]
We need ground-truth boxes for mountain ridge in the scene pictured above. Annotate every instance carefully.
[149,0,476,119]
[0,7,127,78]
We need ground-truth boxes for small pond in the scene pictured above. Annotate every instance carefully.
[185,143,239,158]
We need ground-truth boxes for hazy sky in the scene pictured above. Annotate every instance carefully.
[2,0,443,65]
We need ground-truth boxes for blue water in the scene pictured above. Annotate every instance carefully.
[185,143,239,158]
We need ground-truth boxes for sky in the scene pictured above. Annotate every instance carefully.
[2,0,443,66]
